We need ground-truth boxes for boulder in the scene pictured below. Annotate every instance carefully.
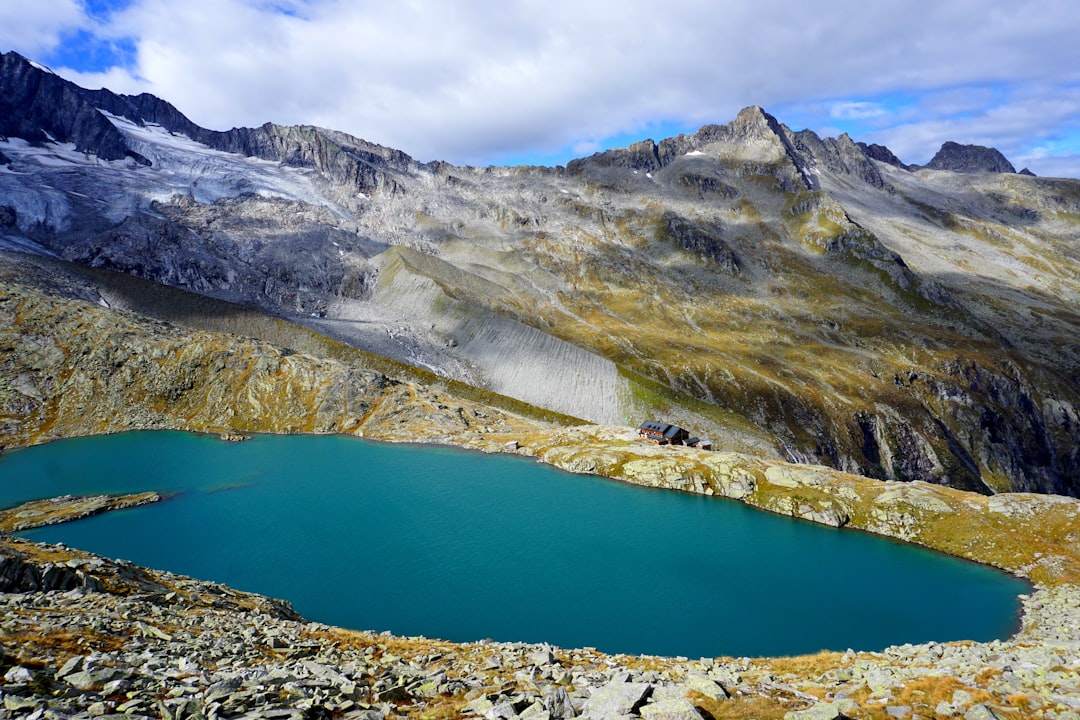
[683,673,727,701]
[582,681,652,720]
[640,698,704,720]
[544,686,576,719]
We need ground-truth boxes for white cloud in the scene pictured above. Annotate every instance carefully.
[0,0,86,58]
[1013,153,1080,179]
[856,84,1080,176]
[5,0,1080,173]
[830,102,886,120]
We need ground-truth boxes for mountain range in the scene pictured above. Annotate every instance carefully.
[1,50,1078,497]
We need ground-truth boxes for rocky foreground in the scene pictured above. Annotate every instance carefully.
[1,536,1079,720]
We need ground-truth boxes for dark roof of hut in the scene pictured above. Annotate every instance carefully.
[640,421,670,433]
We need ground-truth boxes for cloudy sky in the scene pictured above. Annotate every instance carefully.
[4,0,1080,176]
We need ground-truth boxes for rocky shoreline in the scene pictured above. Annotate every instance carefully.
[3,432,1080,719]
[0,537,1078,720]
[2,439,1080,720]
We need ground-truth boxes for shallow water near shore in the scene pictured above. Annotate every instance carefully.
[2,431,1028,658]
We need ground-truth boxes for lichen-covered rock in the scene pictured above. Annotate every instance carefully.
[764,465,831,488]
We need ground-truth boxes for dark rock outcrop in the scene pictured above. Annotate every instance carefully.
[858,142,909,169]
[926,141,1017,174]
[566,139,661,174]
[0,52,133,161]
[659,212,741,273]
[0,552,102,593]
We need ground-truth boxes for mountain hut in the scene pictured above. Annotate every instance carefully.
[638,421,690,445]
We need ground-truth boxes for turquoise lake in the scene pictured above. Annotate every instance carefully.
[0,431,1028,658]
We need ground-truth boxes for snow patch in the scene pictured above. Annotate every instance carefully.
[100,111,351,216]
[29,60,56,75]
[685,150,705,156]
[0,136,136,170]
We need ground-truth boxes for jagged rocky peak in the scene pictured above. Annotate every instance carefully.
[926,140,1017,174]
[569,105,796,175]
[858,142,909,169]
[724,104,783,140]
[786,130,884,189]
[689,105,793,161]
[570,106,892,190]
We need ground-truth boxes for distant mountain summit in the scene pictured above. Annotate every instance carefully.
[926,140,1017,174]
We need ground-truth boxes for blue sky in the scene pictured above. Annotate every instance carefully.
[5,0,1080,176]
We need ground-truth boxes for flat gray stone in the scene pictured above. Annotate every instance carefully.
[582,682,652,720]
[640,698,703,720]
[784,702,842,720]
[3,666,33,684]
[65,669,109,691]
[936,701,959,717]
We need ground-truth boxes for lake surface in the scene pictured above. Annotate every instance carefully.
[1,431,1027,658]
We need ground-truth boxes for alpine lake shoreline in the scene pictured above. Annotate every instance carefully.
[2,422,1080,720]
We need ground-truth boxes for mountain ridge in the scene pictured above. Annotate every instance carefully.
[1,50,1078,496]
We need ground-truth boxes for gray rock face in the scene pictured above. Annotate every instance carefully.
[926,141,1017,173]
[784,702,842,720]
[639,698,703,720]
[790,130,885,188]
